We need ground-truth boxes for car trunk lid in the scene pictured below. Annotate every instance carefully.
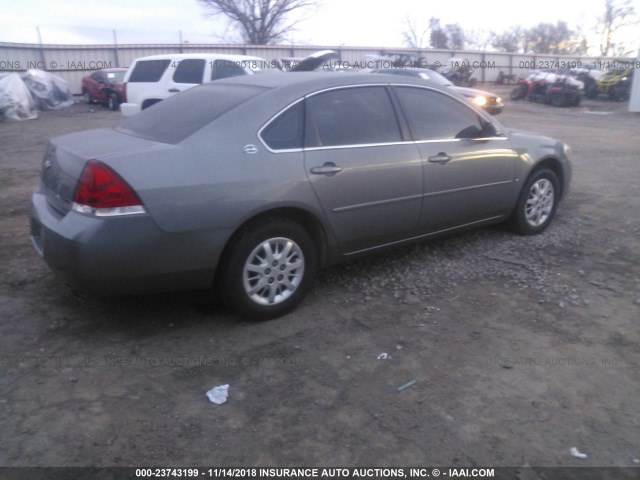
[40,128,167,215]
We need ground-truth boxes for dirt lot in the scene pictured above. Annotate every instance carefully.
[1,87,639,472]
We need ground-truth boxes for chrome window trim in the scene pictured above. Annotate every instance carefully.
[258,97,305,154]
[257,82,507,154]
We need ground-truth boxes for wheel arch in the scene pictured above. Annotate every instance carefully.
[529,156,565,199]
[214,206,331,288]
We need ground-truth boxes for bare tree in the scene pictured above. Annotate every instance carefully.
[429,18,449,49]
[402,16,429,49]
[199,0,320,45]
[444,24,465,50]
[490,26,529,53]
[491,22,586,55]
[527,22,578,54]
[465,29,491,51]
[596,0,638,56]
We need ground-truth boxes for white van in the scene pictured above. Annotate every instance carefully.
[120,53,279,116]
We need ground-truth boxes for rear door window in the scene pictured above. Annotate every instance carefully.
[128,60,171,82]
[173,59,206,84]
[261,101,304,150]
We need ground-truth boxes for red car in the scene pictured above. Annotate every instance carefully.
[81,68,127,110]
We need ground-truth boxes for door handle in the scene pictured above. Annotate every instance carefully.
[168,88,180,92]
[310,163,343,175]
[428,153,451,164]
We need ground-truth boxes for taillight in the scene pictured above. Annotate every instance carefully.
[72,160,145,217]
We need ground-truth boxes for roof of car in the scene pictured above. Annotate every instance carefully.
[374,68,430,73]
[131,53,268,62]
[211,71,437,93]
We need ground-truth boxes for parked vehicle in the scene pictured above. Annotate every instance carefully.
[81,68,127,111]
[30,73,571,320]
[371,68,503,115]
[570,66,604,96]
[119,53,279,116]
[510,71,582,107]
[496,70,518,85]
[437,57,477,87]
[585,67,633,101]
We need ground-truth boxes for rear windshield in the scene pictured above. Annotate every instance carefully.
[128,60,171,82]
[116,83,267,144]
[106,71,126,83]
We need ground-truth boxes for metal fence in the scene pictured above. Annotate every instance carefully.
[1,41,634,94]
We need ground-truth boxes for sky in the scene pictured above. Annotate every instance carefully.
[1,0,639,55]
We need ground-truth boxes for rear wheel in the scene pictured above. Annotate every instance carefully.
[108,92,120,111]
[585,84,599,99]
[550,93,567,107]
[219,218,317,320]
[510,169,560,235]
[571,94,581,106]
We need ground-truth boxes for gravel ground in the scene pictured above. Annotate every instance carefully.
[0,87,639,473]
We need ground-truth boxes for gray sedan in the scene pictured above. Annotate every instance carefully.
[30,73,571,320]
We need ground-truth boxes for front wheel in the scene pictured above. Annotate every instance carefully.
[510,169,560,235]
[510,85,527,100]
[219,219,317,320]
[82,89,93,104]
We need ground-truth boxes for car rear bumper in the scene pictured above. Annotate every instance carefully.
[120,102,140,117]
[29,187,218,294]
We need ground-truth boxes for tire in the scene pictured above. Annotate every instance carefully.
[108,92,120,111]
[219,218,317,320]
[82,90,93,104]
[510,85,527,100]
[571,94,581,107]
[609,86,629,102]
[510,168,560,235]
[585,84,598,99]
[550,93,567,107]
